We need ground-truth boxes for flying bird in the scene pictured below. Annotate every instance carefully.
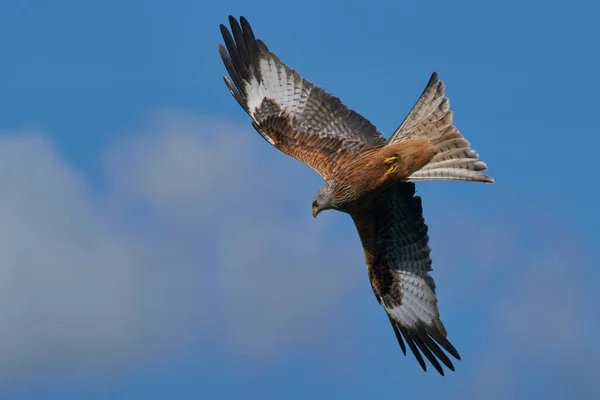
[218,16,494,375]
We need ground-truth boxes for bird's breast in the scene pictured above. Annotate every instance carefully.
[329,151,389,209]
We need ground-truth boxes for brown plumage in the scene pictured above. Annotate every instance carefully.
[218,16,494,375]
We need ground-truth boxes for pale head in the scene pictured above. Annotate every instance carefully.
[312,184,334,218]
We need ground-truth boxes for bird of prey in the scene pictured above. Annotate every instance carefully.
[218,16,494,375]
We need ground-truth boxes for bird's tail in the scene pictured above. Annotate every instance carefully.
[387,72,494,184]
[408,132,494,183]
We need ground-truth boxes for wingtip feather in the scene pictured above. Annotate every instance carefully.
[388,315,407,355]
[429,71,440,85]
[400,327,427,372]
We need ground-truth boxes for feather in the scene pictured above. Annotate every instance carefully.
[413,334,444,375]
[218,17,494,376]
[219,25,245,86]
[388,315,407,355]
[228,16,251,71]
[400,326,427,372]
[387,72,494,185]
[352,183,461,375]
[218,16,386,179]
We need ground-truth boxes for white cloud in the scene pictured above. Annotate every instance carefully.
[7,108,595,395]
[107,113,257,215]
[0,110,358,383]
[107,109,361,360]
[0,131,204,383]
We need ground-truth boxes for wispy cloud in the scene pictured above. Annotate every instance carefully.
[0,110,359,383]
[2,110,598,399]
[107,110,362,361]
[0,131,204,384]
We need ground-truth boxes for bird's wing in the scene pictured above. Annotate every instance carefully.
[351,182,460,375]
[218,16,386,180]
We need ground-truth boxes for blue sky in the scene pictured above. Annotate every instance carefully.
[1,0,599,399]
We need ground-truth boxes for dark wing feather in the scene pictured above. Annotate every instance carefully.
[351,183,460,375]
[218,16,386,179]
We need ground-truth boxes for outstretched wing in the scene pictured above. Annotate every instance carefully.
[218,16,385,180]
[351,182,460,375]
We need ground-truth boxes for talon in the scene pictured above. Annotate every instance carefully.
[386,165,398,175]
[383,156,398,165]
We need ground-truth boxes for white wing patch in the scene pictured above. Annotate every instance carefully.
[245,73,267,116]
[245,57,314,120]
[352,183,460,374]
[384,270,438,329]
[219,16,386,156]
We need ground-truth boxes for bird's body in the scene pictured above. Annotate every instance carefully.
[218,16,494,375]
[323,138,437,212]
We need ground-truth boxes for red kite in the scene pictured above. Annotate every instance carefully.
[218,16,493,375]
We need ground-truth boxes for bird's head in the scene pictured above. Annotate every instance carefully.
[312,184,334,218]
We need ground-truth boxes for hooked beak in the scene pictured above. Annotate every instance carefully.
[312,205,320,218]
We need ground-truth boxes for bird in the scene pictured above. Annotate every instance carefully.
[218,16,494,375]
